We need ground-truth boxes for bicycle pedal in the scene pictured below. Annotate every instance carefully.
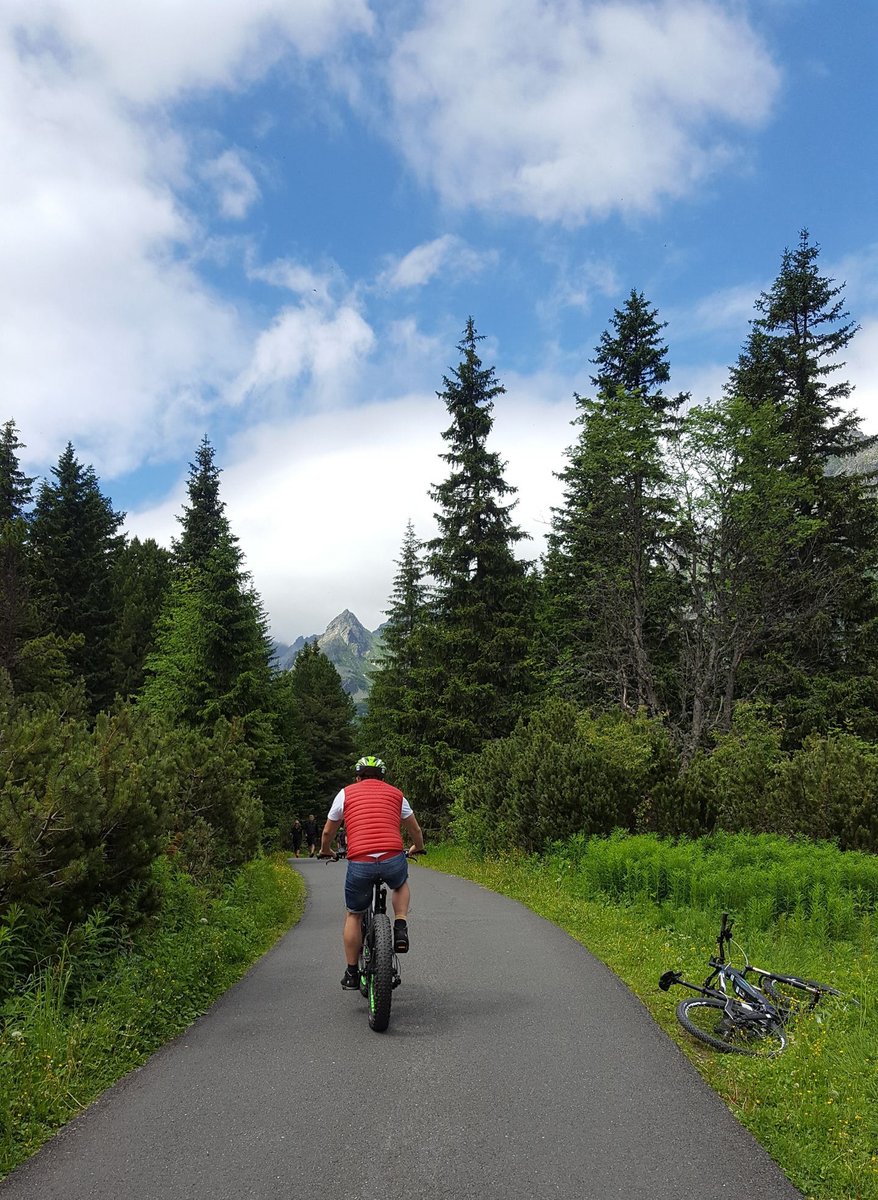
[392,974,401,989]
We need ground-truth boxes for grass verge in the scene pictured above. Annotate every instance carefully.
[425,841,877,1200]
[0,854,305,1179]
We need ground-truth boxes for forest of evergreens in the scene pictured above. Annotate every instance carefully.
[1,228,877,1004]
[365,231,878,855]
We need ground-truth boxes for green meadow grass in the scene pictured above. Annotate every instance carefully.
[0,855,305,1179]
[426,836,877,1200]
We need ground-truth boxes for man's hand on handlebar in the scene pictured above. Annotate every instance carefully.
[406,846,427,859]
[316,851,338,862]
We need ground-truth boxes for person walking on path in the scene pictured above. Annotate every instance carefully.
[290,819,303,858]
[319,755,424,990]
[304,814,319,857]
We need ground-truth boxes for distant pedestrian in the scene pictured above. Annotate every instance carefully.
[291,819,303,858]
[336,825,347,858]
[304,814,319,857]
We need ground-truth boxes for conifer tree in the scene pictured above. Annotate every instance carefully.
[29,444,125,711]
[142,440,273,724]
[142,439,286,846]
[110,536,173,698]
[0,420,34,522]
[0,421,35,682]
[403,319,535,819]
[542,292,680,713]
[360,520,427,763]
[728,231,878,699]
[174,435,228,569]
[287,641,356,800]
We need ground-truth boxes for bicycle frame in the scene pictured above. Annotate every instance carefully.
[659,913,783,1024]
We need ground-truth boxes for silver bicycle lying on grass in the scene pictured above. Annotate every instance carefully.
[658,912,842,1058]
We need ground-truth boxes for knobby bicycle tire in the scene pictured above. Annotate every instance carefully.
[676,997,787,1057]
[368,913,394,1032]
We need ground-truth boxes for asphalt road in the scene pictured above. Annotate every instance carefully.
[1,860,801,1199]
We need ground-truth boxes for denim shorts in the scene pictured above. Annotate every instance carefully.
[344,853,409,913]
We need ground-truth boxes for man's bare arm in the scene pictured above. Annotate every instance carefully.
[319,818,341,856]
[402,813,425,853]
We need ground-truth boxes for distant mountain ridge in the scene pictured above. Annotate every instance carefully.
[273,609,384,711]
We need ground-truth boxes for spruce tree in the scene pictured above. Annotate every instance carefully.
[174,435,228,569]
[142,439,284,846]
[143,440,273,724]
[541,292,680,713]
[29,444,125,712]
[110,536,173,699]
[359,520,427,764]
[0,421,35,682]
[591,289,680,414]
[729,231,865,469]
[728,231,878,702]
[287,641,356,801]
[405,319,535,819]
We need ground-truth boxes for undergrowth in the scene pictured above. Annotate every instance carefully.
[426,835,877,1200]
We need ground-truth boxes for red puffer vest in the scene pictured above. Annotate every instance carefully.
[344,778,405,861]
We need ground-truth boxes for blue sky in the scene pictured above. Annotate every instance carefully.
[3,0,877,639]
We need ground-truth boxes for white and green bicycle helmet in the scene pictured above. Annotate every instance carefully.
[354,755,386,776]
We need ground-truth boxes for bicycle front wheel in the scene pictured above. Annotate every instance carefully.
[676,998,787,1057]
[367,913,394,1032]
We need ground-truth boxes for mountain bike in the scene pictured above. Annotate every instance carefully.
[658,912,840,1057]
[320,848,425,1033]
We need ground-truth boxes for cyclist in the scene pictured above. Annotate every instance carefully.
[319,755,425,991]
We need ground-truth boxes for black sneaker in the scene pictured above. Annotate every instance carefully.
[341,968,360,990]
[394,919,409,953]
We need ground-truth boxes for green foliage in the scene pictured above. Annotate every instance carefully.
[672,705,878,852]
[287,641,356,800]
[142,538,274,727]
[110,536,173,699]
[29,444,125,713]
[159,717,263,876]
[173,435,228,569]
[541,292,681,715]
[728,230,878,692]
[776,734,878,852]
[0,701,165,935]
[396,319,536,820]
[449,698,677,854]
[267,669,320,832]
[361,521,427,770]
[0,422,36,685]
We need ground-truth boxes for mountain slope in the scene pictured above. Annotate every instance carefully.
[273,610,384,711]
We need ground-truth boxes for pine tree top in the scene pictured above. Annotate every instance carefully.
[0,420,35,522]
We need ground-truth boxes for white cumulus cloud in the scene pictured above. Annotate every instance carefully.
[380,234,494,290]
[386,0,781,223]
[203,150,261,220]
[234,303,376,409]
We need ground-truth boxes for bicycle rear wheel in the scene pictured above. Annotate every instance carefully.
[676,998,787,1057]
[756,972,841,1014]
[367,913,394,1032]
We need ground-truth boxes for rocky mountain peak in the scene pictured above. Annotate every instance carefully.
[273,610,384,713]
[322,609,371,655]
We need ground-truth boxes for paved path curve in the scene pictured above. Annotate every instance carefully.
[1,861,801,1200]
